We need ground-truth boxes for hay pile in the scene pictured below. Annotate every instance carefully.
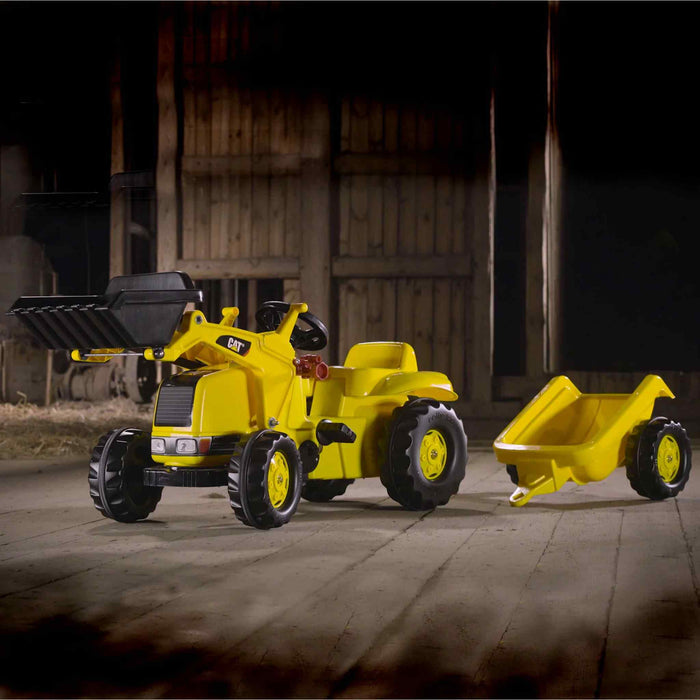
[0,399,153,459]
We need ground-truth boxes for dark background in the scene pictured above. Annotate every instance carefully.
[1,1,699,373]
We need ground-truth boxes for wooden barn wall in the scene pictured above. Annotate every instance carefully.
[179,1,302,269]
[154,1,495,403]
[335,98,474,395]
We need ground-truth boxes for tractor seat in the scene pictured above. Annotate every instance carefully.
[328,342,418,396]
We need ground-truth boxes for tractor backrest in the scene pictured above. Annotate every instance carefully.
[344,342,418,372]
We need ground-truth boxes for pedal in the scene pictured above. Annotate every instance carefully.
[316,420,357,446]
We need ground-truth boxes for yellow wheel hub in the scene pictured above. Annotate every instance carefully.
[419,429,448,481]
[268,451,290,509]
[657,435,681,483]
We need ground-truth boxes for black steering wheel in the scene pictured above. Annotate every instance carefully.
[255,301,329,351]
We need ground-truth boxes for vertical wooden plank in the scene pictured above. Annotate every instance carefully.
[194,2,211,260]
[350,96,369,258]
[109,54,125,278]
[366,279,383,342]
[398,176,416,255]
[343,280,368,360]
[398,104,416,256]
[468,88,496,402]
[367,99,383,257]
[156,5,178,273]
[384,102,399,152]
[269,88,285,256]
[433,279,451,376]
[252,88,270,258]
[435,176,453,256]
[412,279,433,369]
[284,175,301,257]
[396,279,414,350]
[239,86,253,258]
[300,91,331,358]
[209,5,227,260]
[381,279,397,341]
[338,282,349,362]
[246,279,257,331]
[181,4,196,261]
[283,278,301,303]
[416,176,435,256]
[339,176,351,256]
[452,176,467,255]
[340,97,351,153]
[382,176,398,256]
[449,278,466,396]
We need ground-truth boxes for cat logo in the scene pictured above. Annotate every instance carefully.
[215,334,252,356]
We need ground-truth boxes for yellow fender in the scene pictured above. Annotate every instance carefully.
[370,371,458,402]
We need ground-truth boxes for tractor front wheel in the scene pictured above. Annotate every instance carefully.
[381,398,468,510]
[301,478,354,502]
[228,431,303,529]
[626,417,692,500]
[88,428,163,522]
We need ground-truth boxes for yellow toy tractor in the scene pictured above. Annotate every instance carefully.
[9,271,468,529]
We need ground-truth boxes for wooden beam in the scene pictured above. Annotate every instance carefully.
[109,53,125,278]
[332,255,471,279]
[545,0,563,372]
[156,5,178,273]
[467,87,496,403]
[334,152,467,176]
[176,257,300,279]
[299,91,331,359]
[182,154,301,177]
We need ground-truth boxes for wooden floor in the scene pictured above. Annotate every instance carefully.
[0,450,699,698]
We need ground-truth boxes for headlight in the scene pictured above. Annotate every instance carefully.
[176,438,198,454]
[151,438,166,454]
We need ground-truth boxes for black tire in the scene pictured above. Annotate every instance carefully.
[228,431,303,529]
[626,417,692,500]
[301,478,354,502]
[381,398,468,510]
[88,428,163,522]
[506,464,519,486]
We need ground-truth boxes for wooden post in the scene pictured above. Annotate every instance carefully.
[467,89,496,403]
[109,53,125,278]
[546,0,563,372]
[526,0,562,376]
[300,91,331,358]
[156,4,178,273]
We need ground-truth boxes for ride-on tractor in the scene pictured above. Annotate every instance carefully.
[9,271,468,529]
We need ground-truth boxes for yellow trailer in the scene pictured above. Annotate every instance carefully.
[493,375,692,507]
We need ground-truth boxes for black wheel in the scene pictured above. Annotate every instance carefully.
[228,431,303,529]
[88,428,163,522]
[381,398,468,510]
[301,478,354,502]
[506,464,519,486]
[626,417,692,500]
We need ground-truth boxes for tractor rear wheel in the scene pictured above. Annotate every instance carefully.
[301,478,354,502]
[381,398,468,510]
[228,431,303,529]
[626,417,692,500]
[88,428,163,522]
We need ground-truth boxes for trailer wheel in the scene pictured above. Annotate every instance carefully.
[228,431,303,529]
[301,478,354,502]
[381,398,468,510]
[506,464,519,486]
[626,417,692,500]
[88,428,163,522]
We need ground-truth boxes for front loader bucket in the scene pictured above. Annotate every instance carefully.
[7,271,202,351]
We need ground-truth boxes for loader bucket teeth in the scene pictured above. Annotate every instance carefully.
[7,271,202,350]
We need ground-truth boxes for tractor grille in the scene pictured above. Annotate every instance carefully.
[154,385,195,427]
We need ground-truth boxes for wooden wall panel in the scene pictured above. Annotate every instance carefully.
[179,2,304,272]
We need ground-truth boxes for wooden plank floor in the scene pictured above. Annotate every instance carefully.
[0,451,699,698]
